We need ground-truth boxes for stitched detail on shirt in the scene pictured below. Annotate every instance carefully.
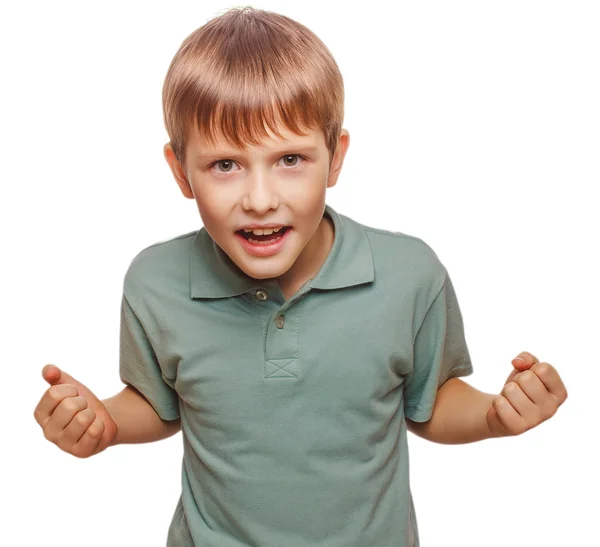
[122,294,176,384]
[291,294,307,360]
[438,363,473,386]
[265,358,298,378]
[411,271,448,346]
[247,294,267,356]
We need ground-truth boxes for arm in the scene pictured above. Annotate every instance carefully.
[406,352,568,444]
[406,377,496,444]
[35,365,180,458]
[103,385,181,446]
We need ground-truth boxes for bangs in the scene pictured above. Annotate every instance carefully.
[162,7,344,169]
[195,87,322,153]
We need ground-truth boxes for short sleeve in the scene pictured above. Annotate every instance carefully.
[403,272,473,422]
[119,294,180,421]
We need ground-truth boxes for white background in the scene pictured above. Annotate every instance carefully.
[2,0,598,545]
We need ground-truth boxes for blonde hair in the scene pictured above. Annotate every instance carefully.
[162,6,344,171]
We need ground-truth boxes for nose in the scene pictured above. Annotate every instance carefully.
[241,169,279,214]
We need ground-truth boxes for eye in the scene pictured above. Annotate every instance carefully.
[280,154,305,167]
[208,154,306,175]
[210,159,239,174]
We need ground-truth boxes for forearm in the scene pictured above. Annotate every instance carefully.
[103,385,181,446]
[407,378,499,444]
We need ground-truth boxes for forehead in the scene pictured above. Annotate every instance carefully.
[189,122,325,157]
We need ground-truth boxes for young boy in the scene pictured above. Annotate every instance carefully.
[34,6,568,546]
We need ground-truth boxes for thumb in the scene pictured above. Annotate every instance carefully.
[511,351,539,371]
[41,364,101,406]
[511,357,532,372]
[42,364,75,386]
[505,352,539,384]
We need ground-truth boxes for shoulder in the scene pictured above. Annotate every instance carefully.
[342,213,447,283]
[349,215,451,323]
[123,230,197,298]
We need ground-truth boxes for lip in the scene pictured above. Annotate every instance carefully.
[235,227,292,257]
[237,223,288,230]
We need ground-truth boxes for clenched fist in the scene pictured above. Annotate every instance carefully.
[486,351,568,437]
[34,365,118,458]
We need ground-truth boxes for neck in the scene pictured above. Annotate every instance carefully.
[277,213,334,297]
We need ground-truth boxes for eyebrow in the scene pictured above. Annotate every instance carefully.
[196,145,319,159]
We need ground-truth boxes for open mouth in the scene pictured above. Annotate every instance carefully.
[236,226,291,244]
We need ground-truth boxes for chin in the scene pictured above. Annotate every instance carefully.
[245,265,290,281]
[236,258,293,281]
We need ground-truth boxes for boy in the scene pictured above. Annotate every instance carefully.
[34,6,567,546]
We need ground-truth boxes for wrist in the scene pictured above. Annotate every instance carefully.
[485,397,509,440]
[102,395,123,446]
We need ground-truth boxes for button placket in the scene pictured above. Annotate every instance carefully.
[254,284,309,380]
[264,302,301,379]
[270,285,311,331]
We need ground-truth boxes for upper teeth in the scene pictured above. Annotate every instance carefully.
[243,227,283,235]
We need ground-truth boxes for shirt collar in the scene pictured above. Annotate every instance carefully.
[189,204,375,299]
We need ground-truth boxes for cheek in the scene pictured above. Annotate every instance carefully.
[190,178,226,210]
[191,190,229,229]
[287,174,328,207]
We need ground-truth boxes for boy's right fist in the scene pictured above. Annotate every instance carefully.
[34,365,118,458]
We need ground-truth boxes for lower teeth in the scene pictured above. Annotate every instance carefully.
[248,235,282,244]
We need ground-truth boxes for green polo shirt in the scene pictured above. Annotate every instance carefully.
[119,204,473,547]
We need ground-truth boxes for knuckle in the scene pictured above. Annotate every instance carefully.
[544,408,556,421]
[62,396,86,414]
[74,396,88,410]
[534,407,546,423]
[555,385,568,403]
[76,411,93,427]
[48,386,63,402]
[493,395,510,414]
[71,445,91,459]
[87,424,102,438]
[535,362,551,377]
[519,370,535,383]
[513,420,528,436]
[546,401,559,417]
[43,427,55,443]
[62,398,78,414]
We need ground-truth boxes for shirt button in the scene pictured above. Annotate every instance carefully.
[275,315,285,329]
[255,289,268,301]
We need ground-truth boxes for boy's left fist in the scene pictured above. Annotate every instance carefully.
[486,351,568,437]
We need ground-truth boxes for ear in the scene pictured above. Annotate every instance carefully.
[327,129,350,189]
[163,143,194,199]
